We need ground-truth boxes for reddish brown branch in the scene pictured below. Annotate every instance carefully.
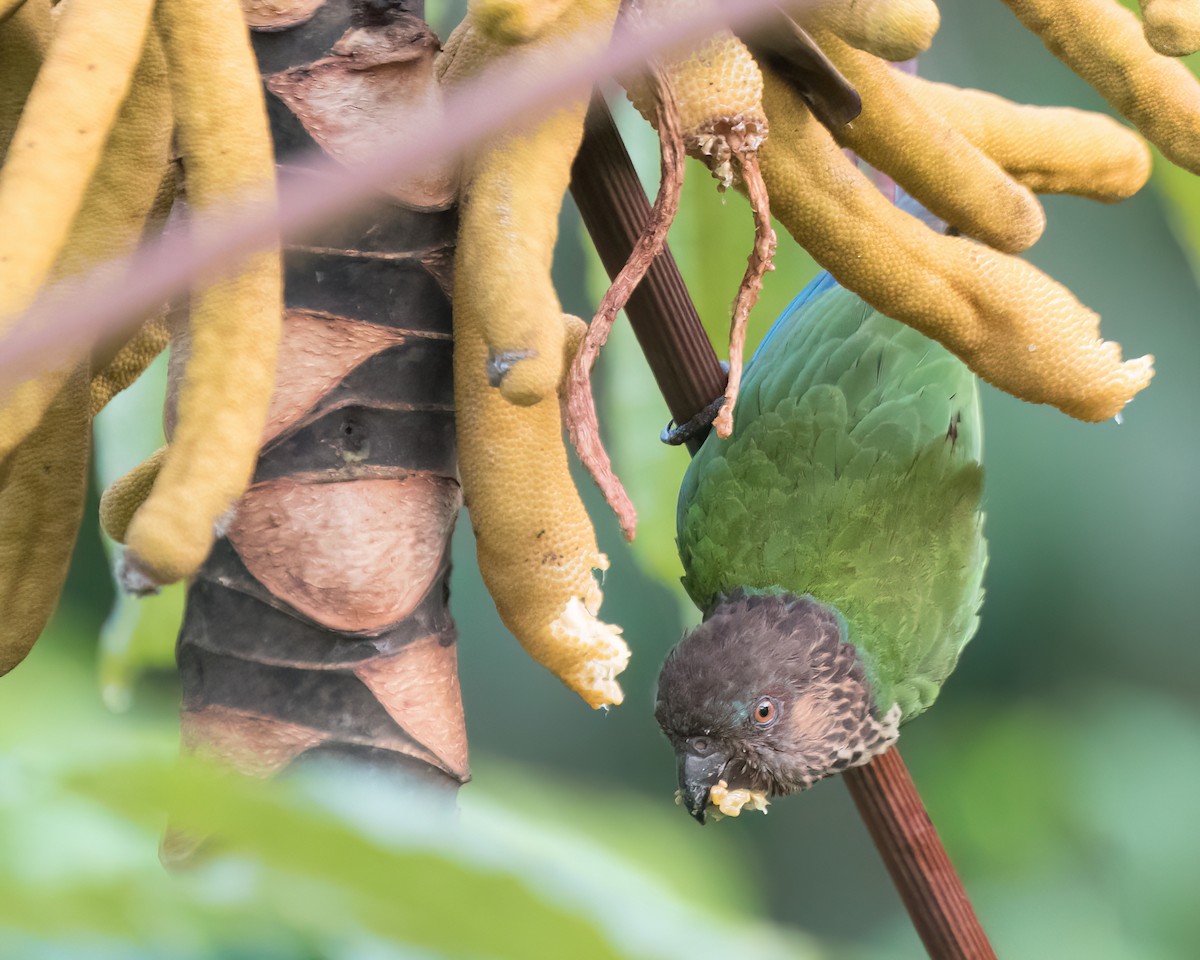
[845,750,996,959]
[714,148,775,439]
[569,100,724,455]
[566,69,685,541]
[570,97,995,960]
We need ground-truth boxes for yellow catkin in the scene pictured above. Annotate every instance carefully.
[0,0,30,21]
[1003,0,1200,174]
[0,367,89,675]
[893,73,1151,202]
[440,0,628,708]
[0,0,156,319]
[800,0,940,61]
[438,0,619,407]
[88,162,180,416]
[0,0,50,161]
[468,0,576,44]
[90,313,170,416]
[0,33,173,460]
[99,446,166,545]
[757,66,1153,422]
[1139,0,1200,57]
[816,31,1045,254]
[626,21,766,187]
[123,0,281,585]
[457,310,629,708]
[560,313,587,370]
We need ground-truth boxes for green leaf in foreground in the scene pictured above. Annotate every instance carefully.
[28,751,821,960]
[67,758,622,960]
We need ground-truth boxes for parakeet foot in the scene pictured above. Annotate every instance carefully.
[660,395,724,447]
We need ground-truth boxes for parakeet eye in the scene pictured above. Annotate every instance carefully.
[753,698,777,725]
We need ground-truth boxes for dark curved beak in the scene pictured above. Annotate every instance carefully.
[677,748,731,825]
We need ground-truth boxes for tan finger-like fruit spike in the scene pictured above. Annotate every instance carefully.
[0,32,173,460]
[438,0,620,407]
[0,0,31,21]
[800,0,941,61]
[468,0,576,44]
[0,0,156,319]
[627,10,766,188]
[439,0,628,707]
[892,73,1151,202]
[1002,0,1200,174]
[0,7,168,674]
[816,30,1045,254]
[89,161,180,416]
[1139,0,1200,57]
[456,307,629,709]
[758,66,1153,422]
[0,0,50,160]
[0,368,89,676]
[90,313,170,417]
[123,0,282,586]
[0,0,50,461]
[100,446,167,545]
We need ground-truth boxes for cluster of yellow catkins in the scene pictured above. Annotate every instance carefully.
[441,0,1196,709]
[634,0,1166,426]
[1,0,1197,711]
[0,0,279,674]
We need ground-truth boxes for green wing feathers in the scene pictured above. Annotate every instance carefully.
[678,278,986,721]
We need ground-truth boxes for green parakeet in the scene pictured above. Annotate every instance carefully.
[655,269,987,822]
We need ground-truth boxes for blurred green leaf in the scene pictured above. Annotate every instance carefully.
[0,627,821,960]
[68,758,625,960]
[895,686,1200,960]
[464,758,757,920]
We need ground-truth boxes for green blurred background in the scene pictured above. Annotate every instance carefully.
[3,1,1198,956]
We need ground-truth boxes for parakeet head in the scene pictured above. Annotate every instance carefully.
[654,591,900,823]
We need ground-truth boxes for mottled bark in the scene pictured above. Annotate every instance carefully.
[176,0,467,791]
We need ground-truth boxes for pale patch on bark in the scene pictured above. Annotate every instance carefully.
[242,0,326,32]
[266,20,458,209]
[262,309,411,445]
[181,703,327,776]
[354,632,470,782]
[227,474,461,632]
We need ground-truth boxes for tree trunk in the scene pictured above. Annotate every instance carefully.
[174,0,467,793]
